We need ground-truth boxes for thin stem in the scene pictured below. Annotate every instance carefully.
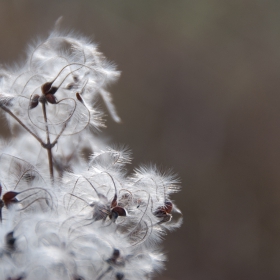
[41,102,54,181]
[50,97,79,146]
[0,105,44,145]
[51,122,67,146]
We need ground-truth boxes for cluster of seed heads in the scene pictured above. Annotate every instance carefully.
[0,28,182,280]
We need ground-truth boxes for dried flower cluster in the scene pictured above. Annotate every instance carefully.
[0,29,182,280]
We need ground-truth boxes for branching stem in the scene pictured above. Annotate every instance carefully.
[0,105,44,145]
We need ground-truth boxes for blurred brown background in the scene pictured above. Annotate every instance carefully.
[1,0,280,279]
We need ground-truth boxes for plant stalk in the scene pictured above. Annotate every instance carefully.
[42,102,54,181]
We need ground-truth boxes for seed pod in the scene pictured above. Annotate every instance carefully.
[29,94,40,109]
[72,276,85,280]
[161,214,172,223]
[41,81,53,95]
[113,206,126,217]
[164,200,173,214]
[154,200,173,216]
[116,272,124,280]
[41,81,58,95]
[6,231,16,250]
[45,94,57,104]
[66,83,75,90]
[6,274,26,280]
[153,208,166,217]
[76,92,85,105]
[111,194,118,208]
[2,191,19,208]
[47,86,58,95]
[109,206,126,222]
[107,249,125,266]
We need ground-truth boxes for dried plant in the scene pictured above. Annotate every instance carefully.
[0,27,182,280]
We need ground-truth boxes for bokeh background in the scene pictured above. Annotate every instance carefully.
[1,1,280,279]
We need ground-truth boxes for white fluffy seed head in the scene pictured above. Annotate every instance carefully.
[0,28,182,280]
